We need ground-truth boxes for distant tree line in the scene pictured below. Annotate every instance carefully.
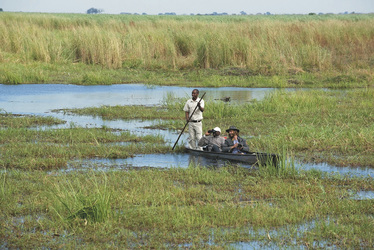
[85,7,360,16]
[120,11,361,16]
[87,8,103,14]
[0,7,361,15]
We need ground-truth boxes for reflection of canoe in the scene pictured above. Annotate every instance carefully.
[185,147,279,166]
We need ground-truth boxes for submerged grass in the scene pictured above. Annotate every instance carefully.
[1,165,373,248]
[0,116,167,169]
[60,105,181,120]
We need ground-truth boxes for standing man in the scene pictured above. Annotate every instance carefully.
[183,89,205,150]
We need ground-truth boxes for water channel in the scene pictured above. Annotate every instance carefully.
[1,83,373,180]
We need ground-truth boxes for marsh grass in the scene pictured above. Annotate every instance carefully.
[0,116,168,169]
[0,170,7,202]
[0,13,373,86]
[0,113,65,128]
[67,88,374,167]
[257,150,298,178]
[245,89,374,166]
[61,105,181,120]
[1,165,373,248]
[0,140,169,170]
[0,79,373,246]
[49,170,112,224]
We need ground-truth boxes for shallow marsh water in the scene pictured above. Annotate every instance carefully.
[0,83,271,114]
[0,83,270,143]
[65,154,374,178]
[0,83,372,179]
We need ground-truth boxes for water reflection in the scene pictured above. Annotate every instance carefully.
[0,83,272,115]
[230,217,336,249]
[66,153,251,172]
[299,162,374,178]
[352,190,374,200]
[44,116,183,143]
[65,154,373,178]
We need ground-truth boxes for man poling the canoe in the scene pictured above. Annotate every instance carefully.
[172,89,205,150]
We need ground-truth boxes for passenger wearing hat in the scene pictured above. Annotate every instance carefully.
[222,126,249,154]
[198,127,225,152]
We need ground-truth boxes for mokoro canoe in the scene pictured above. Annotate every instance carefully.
[185,147,279,166]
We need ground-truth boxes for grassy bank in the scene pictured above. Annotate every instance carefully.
[1,166,373,248]
[0,114,168,170]
[0,112,65,128]
[64,88,374,167]
[0,13,373,87]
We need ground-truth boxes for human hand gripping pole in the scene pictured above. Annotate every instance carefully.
[172,92,206,150]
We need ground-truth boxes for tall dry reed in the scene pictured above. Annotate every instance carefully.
[0,13,373,75]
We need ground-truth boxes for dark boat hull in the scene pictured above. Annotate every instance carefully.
[185,147,278,166]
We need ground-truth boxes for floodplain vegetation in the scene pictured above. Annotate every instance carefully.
[66,88,374,167]
[0,112,168,170]
[1,89,373,248]
[1,164,373,248]
[1,11,373,249]
[0,12,373,87]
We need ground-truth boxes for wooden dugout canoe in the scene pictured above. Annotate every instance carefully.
[185,147,279,166]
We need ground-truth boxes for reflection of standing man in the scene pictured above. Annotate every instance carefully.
[184,89,205,150]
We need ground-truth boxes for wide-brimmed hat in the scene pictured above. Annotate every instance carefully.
[226,126,239,133]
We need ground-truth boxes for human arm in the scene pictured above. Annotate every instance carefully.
[238,137,250,152]
[224,135,241,153]
[222,136,248,153]
[198,135,208,147]
[217,137,226,150]
[221,139,233,152]
[185,111,190,122]
[197,102,204,112]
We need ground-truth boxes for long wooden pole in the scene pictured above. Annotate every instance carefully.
[172,92,206,150]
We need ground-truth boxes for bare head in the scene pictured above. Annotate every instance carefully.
[192,89,199,100]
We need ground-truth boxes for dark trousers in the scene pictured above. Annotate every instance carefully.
[211,145,221,152]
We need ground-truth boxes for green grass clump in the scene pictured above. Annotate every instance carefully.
[0,112,65,128]
[50,170,112,224]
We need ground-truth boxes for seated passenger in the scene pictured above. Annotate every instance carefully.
[222,126,249,154]
[198,127,225,152]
